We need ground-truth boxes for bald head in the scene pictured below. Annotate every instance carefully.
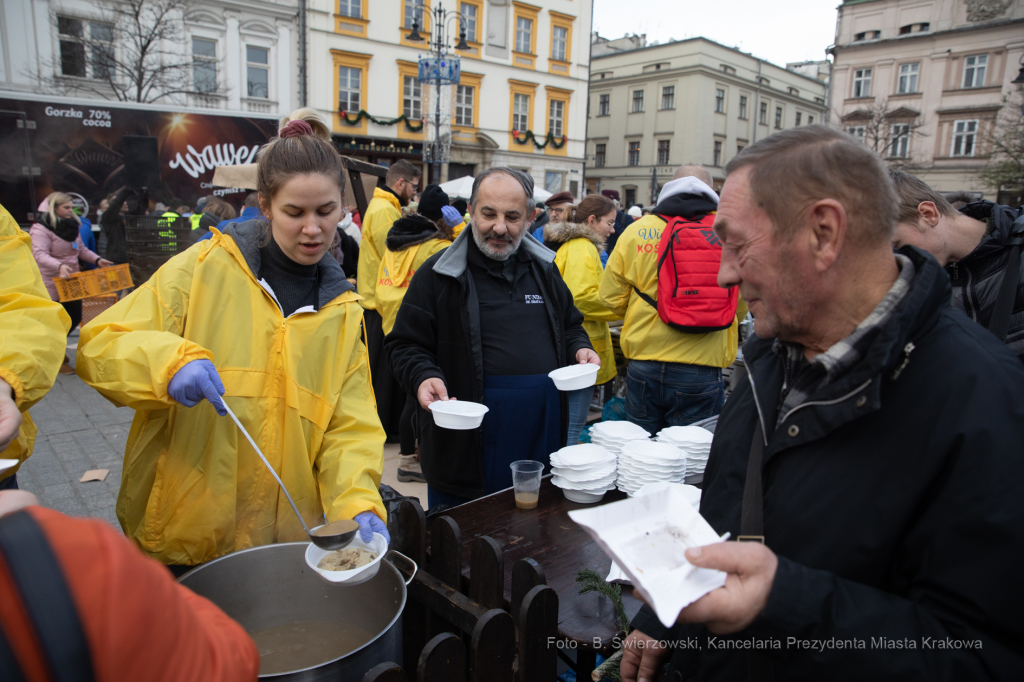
[673,164,713,186]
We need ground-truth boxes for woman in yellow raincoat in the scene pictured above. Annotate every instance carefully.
[542,194,621,445]
[77,120,387,571]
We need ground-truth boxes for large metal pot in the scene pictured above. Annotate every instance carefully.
[179,543,414,681]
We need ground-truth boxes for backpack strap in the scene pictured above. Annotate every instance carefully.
[0,511,95,682]
[988,214,1024,342]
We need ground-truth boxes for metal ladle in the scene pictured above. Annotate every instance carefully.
[221,399,358,551]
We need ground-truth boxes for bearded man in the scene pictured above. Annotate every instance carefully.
[385,168,598,507]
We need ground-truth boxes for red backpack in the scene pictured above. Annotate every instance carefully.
[633,213,739,333]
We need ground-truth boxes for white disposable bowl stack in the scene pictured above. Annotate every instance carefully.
[655,426,714,485]
[588,421,652,459]
[616,440,687,496]
[550,444,618,504]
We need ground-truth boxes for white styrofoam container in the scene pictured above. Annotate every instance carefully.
[428,400,489,430]
[548,364,599,391]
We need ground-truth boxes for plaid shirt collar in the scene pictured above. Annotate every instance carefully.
[773,254,915,426]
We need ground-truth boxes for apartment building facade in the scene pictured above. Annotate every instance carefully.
[309,0,592,194]
[586,38,828,207]
[829,0,1024,199]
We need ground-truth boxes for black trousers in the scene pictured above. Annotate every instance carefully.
[61,300,82,334]
[363,308,405,441]
[399,394,417,456]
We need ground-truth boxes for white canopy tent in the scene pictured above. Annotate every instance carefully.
[438,175,553,204]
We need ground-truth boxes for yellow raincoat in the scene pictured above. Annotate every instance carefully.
[377,238,452,335]
[0,204,71,480]
[356,188,402,310]
[77,225,386,566]
[547,223,620,385]
[599,214,747,368]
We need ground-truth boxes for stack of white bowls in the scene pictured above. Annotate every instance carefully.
[588,421,652,458]
[616,440,687,496]
[656,426,714,485]
[550,444,618,503]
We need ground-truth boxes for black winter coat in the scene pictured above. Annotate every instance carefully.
[949,201,1024,359]
[631,246,1024,680]
[384,229,593,499]
[100,187,147,264]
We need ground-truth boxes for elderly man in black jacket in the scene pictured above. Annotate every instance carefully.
[386,168,597,508]
[621,126,1024,682]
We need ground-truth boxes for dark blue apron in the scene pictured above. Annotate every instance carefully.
[481,374,562,494]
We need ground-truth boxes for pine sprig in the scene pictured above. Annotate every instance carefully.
[576,568,630,634]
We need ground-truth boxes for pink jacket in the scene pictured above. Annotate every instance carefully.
[30,223,101,301]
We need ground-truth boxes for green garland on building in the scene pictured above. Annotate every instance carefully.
[511,129,567,149]
[340,109,424,132]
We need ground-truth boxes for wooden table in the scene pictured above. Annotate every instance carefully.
[442,476,644,677]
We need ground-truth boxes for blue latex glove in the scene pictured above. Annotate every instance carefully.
[167,359,226,415]
[354,511,390,545]
[441,205,463,228]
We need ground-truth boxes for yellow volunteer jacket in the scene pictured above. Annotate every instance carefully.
[76,224,386,566]
[547,223,620,385]
[377,238,452,335]
[0,204,72,480]
[356,188,402,310]
[599,214,748,368]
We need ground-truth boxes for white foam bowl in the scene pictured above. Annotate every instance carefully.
[306,531,389,584]
[429,400,489,430]
[549,364,599,391]
[0,459,19,474]
[563,488,606,504]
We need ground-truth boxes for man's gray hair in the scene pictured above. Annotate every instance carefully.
[470,167,536,216]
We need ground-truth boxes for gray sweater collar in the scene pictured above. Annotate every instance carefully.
[433,225,555,278]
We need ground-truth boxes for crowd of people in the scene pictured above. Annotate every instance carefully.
[1,114,1022,680]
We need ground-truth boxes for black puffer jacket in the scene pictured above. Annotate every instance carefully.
[384,229,592,499]
[630,246,1024,681]
[949,201,1024,359]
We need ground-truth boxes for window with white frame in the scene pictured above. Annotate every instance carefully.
[246,46,269,98]
[515,17,532,53]
[58,17,115,80]
[795,112,802,126]
[595,143,606,167]
[661,86,674,109]
[808,115,814,125]
[628,141,641,166]
[460,3,477,42]
[852,68,872,98]
[192,38,218,93]
[897,63,918,94]
[845,125,866,143]
[338,66,360,111]
[403,75,421,119]
[713,140,722,166]
[950,119,978,156]
[549,100,564,138]
[657,139,670,165]
[775,106,783,128]
[598,93,609,116]
[545,171,563,194]
[456,84,474,126]
[888,123,910,157]
[404,0,423,28]
[962,54,987,89]
[715,88,725,113]
[739,95,747,119]
[552,26,568,61]
[632,89,644,113]
[759,102,767,124]
[339,0,361,18]
[513,93,530,131]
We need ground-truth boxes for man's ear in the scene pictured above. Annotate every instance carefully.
[806,199,846,272]
[917,201,941,229]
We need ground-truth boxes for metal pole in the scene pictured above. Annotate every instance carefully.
[298,0,307,106]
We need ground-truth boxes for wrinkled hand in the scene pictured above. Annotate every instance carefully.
[675,542,778,634]
[167,359,226,415]
[441,205,463,228]
[0,379,22,454]
[0,491,38,518]
[96,258,114,268]
[620,629,671,682]
[354,511,390,544]
[58,265,74,280]
[417,377,451,410]
[576,348,600,366]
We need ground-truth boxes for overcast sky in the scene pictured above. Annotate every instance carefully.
[592,0,840,67]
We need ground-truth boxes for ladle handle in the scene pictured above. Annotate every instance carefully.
[222,399,311,535]
[386,550,418,586]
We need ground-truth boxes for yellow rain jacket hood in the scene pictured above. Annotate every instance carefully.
[356,187,402,310]
[545,221,620,385]
[0,204,71,480]
[377,213,454,336]
[600,213,747,368]
[77,220,386,566]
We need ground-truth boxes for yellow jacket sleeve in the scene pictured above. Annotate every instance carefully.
[556,239,621,323]
[599,233,635,319]
[0,204,71,409]
[76,248,214,411]
[356,192,402,310]
[316,313,387,523]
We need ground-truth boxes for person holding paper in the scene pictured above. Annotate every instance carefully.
[621,126,1024,681]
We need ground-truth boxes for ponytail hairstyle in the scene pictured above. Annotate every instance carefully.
[279,107,332,142]
[255,119,346,244]
[46,191,81,227]
[564,194,615,227]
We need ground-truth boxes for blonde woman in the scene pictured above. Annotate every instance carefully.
[30,192,113,374]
